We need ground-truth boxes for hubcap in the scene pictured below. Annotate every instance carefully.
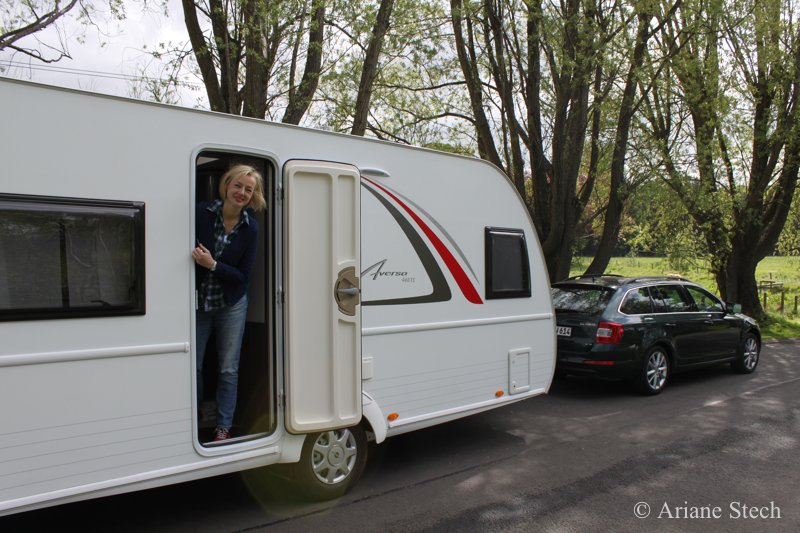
[646,351,668,390]
[311,429,358,485]
[743,337,759,370]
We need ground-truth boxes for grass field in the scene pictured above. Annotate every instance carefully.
[569,256,800,340]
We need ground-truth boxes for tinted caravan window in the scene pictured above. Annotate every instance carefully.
[485,227,531,299]
[0,194,145,321]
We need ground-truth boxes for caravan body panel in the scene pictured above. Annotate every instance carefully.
[0,79,554,515]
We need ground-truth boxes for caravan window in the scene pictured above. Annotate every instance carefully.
[485,227,531,299]
[0,194,145,321]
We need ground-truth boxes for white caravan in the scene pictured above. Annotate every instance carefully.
[0,79,555,515]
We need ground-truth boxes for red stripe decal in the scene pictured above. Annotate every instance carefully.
[363,177,483,304]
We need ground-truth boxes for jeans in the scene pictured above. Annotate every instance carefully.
[196,295,248,429]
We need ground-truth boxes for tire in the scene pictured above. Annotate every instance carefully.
[732,333,760,374]
[291,425,368,500]
[636,346,670,395]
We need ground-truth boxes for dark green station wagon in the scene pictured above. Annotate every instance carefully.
[551,275,761,395]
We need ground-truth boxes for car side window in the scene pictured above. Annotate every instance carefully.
[649,284,692,313]
[620,288,653,315]
[551,286,614,315]
[684,285,724,313]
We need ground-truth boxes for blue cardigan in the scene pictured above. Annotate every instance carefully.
[195,201,260,307]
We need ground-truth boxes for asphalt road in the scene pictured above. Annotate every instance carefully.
[3,340,799,532]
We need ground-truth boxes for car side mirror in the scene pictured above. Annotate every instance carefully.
[726,302,742,314]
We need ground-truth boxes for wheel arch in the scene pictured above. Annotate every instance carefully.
[646,340,675,367]
[746,327,761,346]
[361,391,388,444]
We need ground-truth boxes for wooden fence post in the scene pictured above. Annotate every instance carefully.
[780,291,785,313]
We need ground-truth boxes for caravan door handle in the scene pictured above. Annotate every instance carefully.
[334,267,361,316]
[337,287,360,296]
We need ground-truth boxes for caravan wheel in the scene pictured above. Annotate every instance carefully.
[292,425,368,500]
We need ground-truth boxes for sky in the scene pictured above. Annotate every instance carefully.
[0,1,203,107]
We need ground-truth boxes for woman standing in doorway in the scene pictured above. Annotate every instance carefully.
[192,164,266,442]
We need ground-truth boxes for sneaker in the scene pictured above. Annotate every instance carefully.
[214,426,231,441]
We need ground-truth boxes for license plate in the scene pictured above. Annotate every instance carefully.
[556,326,572,337]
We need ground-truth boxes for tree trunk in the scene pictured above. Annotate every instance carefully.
[585,10,652,275]
[526,0,552,231]
[720,249,761,320]
[547,205,580,282]
[242,0,267,118]
[208,0,240,114]
[483,0,526,192]
[636,2,800,325]
[182,0,224,112]
[351,0,394,136]
[536,0,595,282]
[282,0,325,125]
[450,0,503,169]
[449,0,609,283]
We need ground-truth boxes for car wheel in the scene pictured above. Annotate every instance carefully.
[291,425,368,500]
[636,346,670,395]
[732,333,760,374]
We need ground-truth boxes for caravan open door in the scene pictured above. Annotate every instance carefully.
[284,160,362,434]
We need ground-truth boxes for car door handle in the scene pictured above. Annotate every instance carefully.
[665,322,676,327]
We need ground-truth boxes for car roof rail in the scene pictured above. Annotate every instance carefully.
[565,273,625,281]
[630,275,691,283]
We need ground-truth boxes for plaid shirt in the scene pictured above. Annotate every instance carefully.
[199,200,250,311]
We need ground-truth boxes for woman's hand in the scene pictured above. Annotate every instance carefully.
[192,243,216,270]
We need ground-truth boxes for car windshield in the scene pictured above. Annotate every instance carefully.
[551,285,615,315]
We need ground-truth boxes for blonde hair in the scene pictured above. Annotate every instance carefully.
[218,164,266,212]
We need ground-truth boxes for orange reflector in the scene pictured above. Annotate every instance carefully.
[495,390,504,397]
[387,413,399,421]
